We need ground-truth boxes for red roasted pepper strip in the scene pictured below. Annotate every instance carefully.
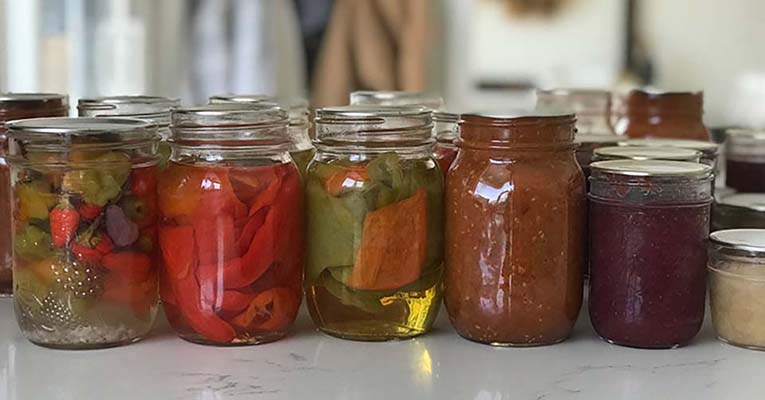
[71,244,103,263]
[220,290,254,313]
[236,206,269,254]
[159,225,235,342]
[247,174,282,217]
[194,214,239,265]
[101,251,152,283]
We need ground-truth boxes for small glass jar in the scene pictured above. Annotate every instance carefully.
[7,117,160,349]
[0,93,69,296]
[433,111,458,177]
[708,229,765,351]
[77,95,180,170]
[159,104,303,345]
[588,160,713,348]
[349,91,444,110]
[592,146,701,163]
[725,129,765,192]
[713,193,765,231]
[209,94,314,173]
[305,105,443,341]
[536,89,616,135]
[615,90,710,141]
[445,111,585,346]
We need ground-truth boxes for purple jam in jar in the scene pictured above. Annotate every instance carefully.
[588,160,713,348]
[726,159,765,193]
[725,129,765,192]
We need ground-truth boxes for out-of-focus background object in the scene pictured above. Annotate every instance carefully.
[0,0,764,128]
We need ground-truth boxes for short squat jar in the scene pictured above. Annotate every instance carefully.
[159,104,303,345]
[78,95,179,169]
[7,117,160,349]
[0,93,68,296]
[588,160,713,348]
[209,94,314,174]
[713,193,765,231]
[708,229,765,351]
[536,89,616,135]
[615,90,710,141]
[445,112,585,346]
[725,129,765,193]
[305,105,444,341]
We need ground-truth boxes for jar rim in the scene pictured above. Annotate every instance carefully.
[711,229,765,254]
[349,91,444,110]
[460,110,575,127]
[7,116,155,138]
[172,103,288,128]
[593,146,701,162]
[590,160,712,178]
[621,138,719,154]
[78,95,178,125]
[0,92,68,105]
[726,128,765,141]
[314,105,433,149]
[575,133,623,144]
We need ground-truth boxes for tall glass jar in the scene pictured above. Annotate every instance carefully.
[305,105,444,341]
[708,229,765,350]
[349,91,444,110]
[0,93,68,296]
[433,111,458,177]
[725,129,765,192]
[536,89,616,135]
[444,112,585,346]
[77,95,180,170]
[713,193,765,231]
[159,104,303,345]
[592,146,701,163]
[209,94,314,174]
[615,90,710,141]
[588,160,713,348]
[7,117,160,349]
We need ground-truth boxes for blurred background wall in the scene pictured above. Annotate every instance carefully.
[0,0,764,127]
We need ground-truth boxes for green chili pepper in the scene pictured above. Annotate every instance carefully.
[62,152,131,206]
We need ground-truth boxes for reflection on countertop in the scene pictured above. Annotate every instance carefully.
[0,298,762,400]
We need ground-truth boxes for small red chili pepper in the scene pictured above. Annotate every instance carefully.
[70,243,103,263]
[50,200,80,248]
[130,167,157,198]
[78,203,103,220]
[95,233,113,255]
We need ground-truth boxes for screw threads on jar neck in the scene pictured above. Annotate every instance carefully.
[457,112,576,151]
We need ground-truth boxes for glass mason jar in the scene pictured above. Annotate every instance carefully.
[7,117,160,349]
[713,193,765,231]
[159,104,303,345]
[592,146,701,163]
[209,94,314,174]
[614,90,710,141]
[0,93,69,297]
[708,229,765,351]
[536,89,616,135]
[349,91,445,110]
[444,111,585,346]
[725,128,765,192]
[433,111,458,177]
[588,160,713,348]
[305,105,444,341]
[77,95,180,170]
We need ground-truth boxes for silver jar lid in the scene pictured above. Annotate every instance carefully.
[349,91,444,110]
[621,138,719,155]
[717,193,765,212]
[593,146,701,162]
[77,95,179,124]
[6,116,154,137]
[725,128,765,141]
[590,159,712,178]
[710,229,765,254]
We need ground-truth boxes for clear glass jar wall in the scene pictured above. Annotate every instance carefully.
[536,89,615,135]
[7,117,160,349]
[159,104,303,345]
[304,105,444,341]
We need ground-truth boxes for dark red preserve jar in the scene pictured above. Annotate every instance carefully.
[615,90,709,141]
[725,129,765,193]
[0,93,68,296]
[588,160,713,348]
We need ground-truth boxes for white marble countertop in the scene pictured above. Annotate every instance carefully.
[0,297,763,400]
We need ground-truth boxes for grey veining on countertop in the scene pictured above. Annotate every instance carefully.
[0,298,762,400]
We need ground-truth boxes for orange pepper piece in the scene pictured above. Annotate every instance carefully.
[347,188,427,291]
[159,225,195,281]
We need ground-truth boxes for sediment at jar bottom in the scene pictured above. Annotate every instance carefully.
[304,153,444,340]
[12,160,161,348]
[158,161,304,345]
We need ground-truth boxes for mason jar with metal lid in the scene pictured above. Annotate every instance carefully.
[305,105,443,341]
[615,90,710,140]
[78,95,179,169]
[592,146,701,163]
[713,193,765,231]
[536,89,615,135]
[6,117,161,349]
[159,103,303,345]
[209,94,314,173]
[0,93,69,296]
[708,229,765,350]
[349,90,445,110]
[725,128,765,192]
[588,160,713,348]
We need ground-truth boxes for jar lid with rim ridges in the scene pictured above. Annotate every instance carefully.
[621,138,719,155]
[349,91,444,110]
[590,159,712,178]
[171,103,290,146]
[209,94,309,126]
[314,105,433,147]
[575,133,622,144]
[461,108,575,125]
[6,117,155,139]
[0,93,68,117]
[710,229,765,254]
[78,95,179,124]
[718,193,765,212]
[593,146,701,162]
